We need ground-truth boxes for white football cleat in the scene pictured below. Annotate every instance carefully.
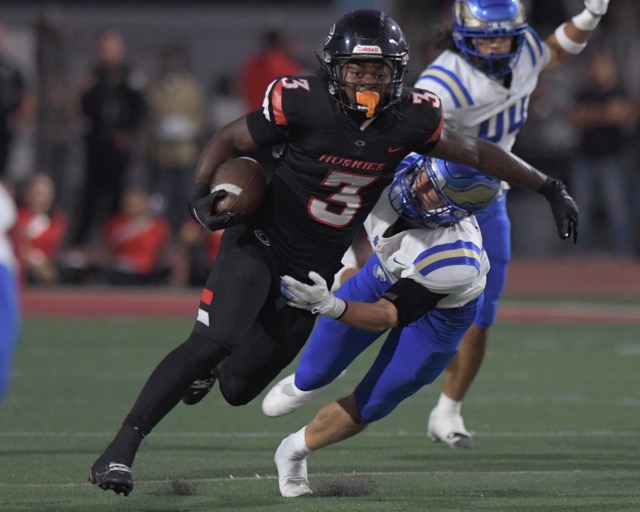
[275,433,313,498]
[427,407,477,449]
[261,371,345,417]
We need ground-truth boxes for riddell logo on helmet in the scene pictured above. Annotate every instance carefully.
[353,45,382,54]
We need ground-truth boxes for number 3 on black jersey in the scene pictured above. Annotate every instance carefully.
[309,170,378,227]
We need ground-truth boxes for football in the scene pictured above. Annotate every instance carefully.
[210,157,266,215]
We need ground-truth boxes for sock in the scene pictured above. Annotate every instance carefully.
[436,393,462,415]
[290,426,313,460]
[97,423,145,468]
[94,334,228,469]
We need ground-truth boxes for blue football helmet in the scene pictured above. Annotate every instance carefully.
[452,0,528,78]
[322,9,409,114]
[388,153,500,228]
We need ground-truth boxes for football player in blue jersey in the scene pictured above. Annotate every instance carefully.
[413,0,609,449]
[271,155,499,497]
[88,9,578,496]
[264,0,604,449]
[0,182,20,405]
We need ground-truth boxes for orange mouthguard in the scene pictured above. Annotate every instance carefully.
[356,91,380,118]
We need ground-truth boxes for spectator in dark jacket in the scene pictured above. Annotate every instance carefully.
[0,24,27,179]
[70,29,147,246]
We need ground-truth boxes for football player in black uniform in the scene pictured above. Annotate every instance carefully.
[89,9,577,496]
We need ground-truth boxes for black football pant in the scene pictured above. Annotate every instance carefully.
[124,223,315,435]
[191,222,316,405]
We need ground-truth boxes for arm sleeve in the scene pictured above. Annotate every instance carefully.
[381,277,448,327]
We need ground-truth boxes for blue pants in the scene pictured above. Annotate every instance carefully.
[295,254,479,423]
[473,191,510,329]
[0,264,20,403]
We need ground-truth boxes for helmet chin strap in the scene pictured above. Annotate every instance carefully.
[355,91,380,118]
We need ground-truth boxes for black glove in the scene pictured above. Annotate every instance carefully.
[188,183,247,232]
[537,177,579,243]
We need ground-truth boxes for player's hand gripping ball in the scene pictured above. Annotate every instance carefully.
[211,157,266,215]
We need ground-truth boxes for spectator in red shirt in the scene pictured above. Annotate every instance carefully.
[11,173,67,284]
[239,29,303,112]
[237,29,306,176]
[102,186,171,285]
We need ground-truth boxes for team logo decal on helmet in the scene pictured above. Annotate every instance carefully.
[452,0,528,78]
[389,153,500,228]
[322,9,409,115]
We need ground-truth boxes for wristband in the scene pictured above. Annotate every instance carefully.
[572,9,602,31]
[334,300,348,320]
[554,24,588,55]
[312,296,347,319]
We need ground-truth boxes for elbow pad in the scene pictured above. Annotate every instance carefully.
[381,278,447,327]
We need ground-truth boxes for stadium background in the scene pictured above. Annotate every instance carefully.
[1,0,639,261]
[3,0,640,261]
[0,3,639,509]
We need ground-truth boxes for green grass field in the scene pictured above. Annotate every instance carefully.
[1,312,639,511]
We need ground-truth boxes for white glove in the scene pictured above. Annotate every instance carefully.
[280,271,347,318]
[583,0,609,16]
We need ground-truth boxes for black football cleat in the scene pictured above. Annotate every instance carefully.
[182,370,217,405]
[88,462,133,496]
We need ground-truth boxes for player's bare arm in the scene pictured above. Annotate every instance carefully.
[337,298,398,331]
[280,271,398,331]
[429,129,578,241]
[281,271,449,332]
[428,128,546,190]
[546,0,610,70]
[193,116,258,185]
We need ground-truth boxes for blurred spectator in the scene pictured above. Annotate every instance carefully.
[510,70,579,257]
[237,29,305,177]
[526,0,568,31]
[174,219,223,287]
[0,24,27,179]
[101,186,171,285]
[568,46,638,258]
[145,44,206,239]
[70,28,147,247]
[207,75,245,135]
[513,69,578,183]
[239,29,303,112]
[0,180,20,404]
[10,172,67,285]
[35,14,74,214]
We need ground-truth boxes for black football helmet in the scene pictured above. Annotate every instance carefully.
[321,9,409,115]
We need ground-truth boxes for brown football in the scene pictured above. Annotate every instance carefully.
[210,157,266,215]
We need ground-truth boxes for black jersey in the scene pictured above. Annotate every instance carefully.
[246,75,443,281]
